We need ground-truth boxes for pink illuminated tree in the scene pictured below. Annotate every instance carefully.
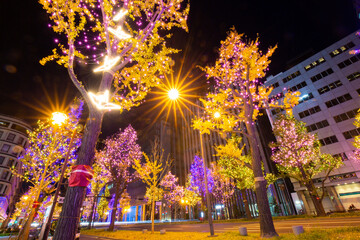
[96,125,142,231]
[37,1,189,238]
[270,114,343,217]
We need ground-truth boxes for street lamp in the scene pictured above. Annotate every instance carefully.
[167,89,215,236]
[41,113,82,240]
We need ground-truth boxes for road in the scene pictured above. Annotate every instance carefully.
[80,217,360,239]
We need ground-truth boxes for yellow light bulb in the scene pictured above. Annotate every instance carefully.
[214,112,221,119]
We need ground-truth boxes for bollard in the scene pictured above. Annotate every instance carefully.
[142,229,148,233]
[292,225,304,235]
[239,227,248,236]
[160,229,166,234]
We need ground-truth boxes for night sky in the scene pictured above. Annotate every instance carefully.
[0,0,359,137]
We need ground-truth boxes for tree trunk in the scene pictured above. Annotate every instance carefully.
[108,184,121,231]
[87,195,97,229]
[53,109,103,240]
[151,198,155,233]
[118,208,123,222]
[305,182,326,216]
[246,122,278,238]
[241,189,252,220]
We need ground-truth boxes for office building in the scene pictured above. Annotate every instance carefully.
[0,114,31,220]
[264,30,360,214]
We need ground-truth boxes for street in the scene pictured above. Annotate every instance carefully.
[80,217,360,239]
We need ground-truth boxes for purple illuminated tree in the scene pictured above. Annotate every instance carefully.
[96,125,141,231]
[187,155,214,213]
[37,1,189,238]
[14,101,83,240]
[270,114,343,216]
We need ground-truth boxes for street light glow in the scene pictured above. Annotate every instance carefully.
[52,112,67,126]
[168,88,179,100]
[214,112,221,119]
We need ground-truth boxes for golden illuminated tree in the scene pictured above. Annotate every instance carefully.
[133,138,171,233]
[37,1,189,238]
[192,27,299,237]
[353,110,360,160]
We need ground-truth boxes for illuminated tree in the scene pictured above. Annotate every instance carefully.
[192,28,299,237]
[353,110,360,160]
[187,155,214,215]
[270,114,343,217]
[96,125,141,231]
[160,172,185,220]
[118,190,131,221]
[183,180,201,220]
[210,162,235,219]
[14,102,82,240]
[97,188,110,222]
[87,162,109,229]
[37,0,189,238]
[133,138,171,233]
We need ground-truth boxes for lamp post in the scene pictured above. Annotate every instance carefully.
[41,113,81,240]
[167,89,215,236]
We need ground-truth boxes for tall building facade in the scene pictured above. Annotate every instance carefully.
[0,114,31,220]
[264,30,360,214]
[177,101,296,218]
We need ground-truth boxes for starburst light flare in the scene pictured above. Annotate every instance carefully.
[214,112,220,119]
[113,9,128,21]
[88,90,122,110]
[168,88,179,100]
[52,112,68,126]
[93,56,120,72]
[108,26,132,40]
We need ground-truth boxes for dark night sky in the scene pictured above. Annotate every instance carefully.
[0,0,359,136]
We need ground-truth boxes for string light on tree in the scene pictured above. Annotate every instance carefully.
[88,90,122,110]
[93,56,120,72]
[113,9,128,21]
[108,26,132,40]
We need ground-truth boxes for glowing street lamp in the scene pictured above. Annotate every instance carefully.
[42,113,82,240]
[168,88,179,100]
[166,88,215,236]
[51,112,67,126]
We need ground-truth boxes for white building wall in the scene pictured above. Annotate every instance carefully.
[265,29,360,213]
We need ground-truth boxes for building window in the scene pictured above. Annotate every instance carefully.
[298,92,314,104]
[333,108,358,123]
[310,68,334,82]
[325,93,352,108]
[0,121,10,128]
[1,171,9,181]
[0,131,3,139]
[289,81,307,92]
[16,136,24,145]
[338,53,360,69]
[271,108,284,115]
[0,156,4,165]
[282,71,301,83]
[271,82,279,89]
[347,72,360,82]
[343,127,360,139]
[317,80,343,95]
[6,159,14,168]
[298,106,321,119]
[306,120,329,132]
[329,172,357,182]
[319,135,338,146]
[269,92,284,102]
[6,133,16,142]
[2,185,7,195]
[304,57,326,71]
[0,144,10,153]
[10,124,27,135]
[332,152,348,161]
[329,42,355,58]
